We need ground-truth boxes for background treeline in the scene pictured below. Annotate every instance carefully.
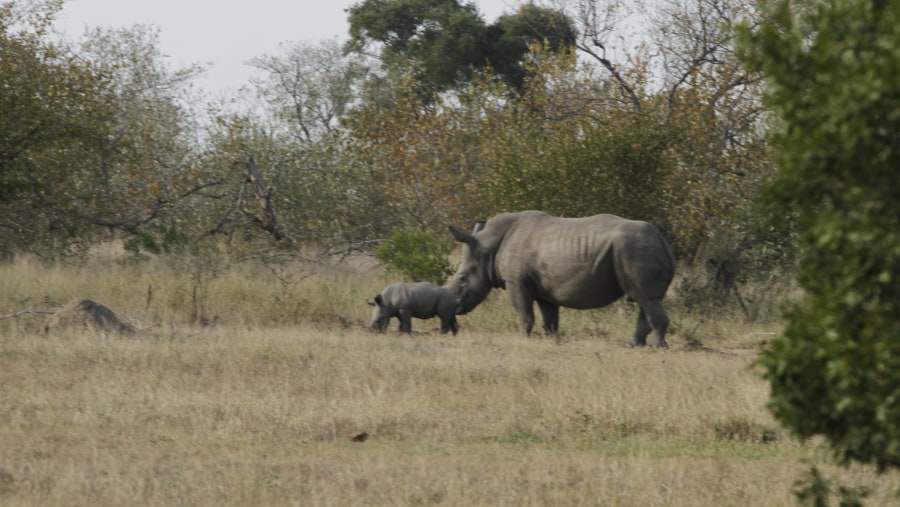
[0,0,789,315]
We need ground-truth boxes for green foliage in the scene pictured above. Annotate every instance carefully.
[0,2,107,198]
[346,0,575,91]
[375,226,454,284]
[0,1,116,256]
[486,4,577,90]
[0,9,206,258]
[347,0,487,88]
[740,0,900,470]
[479,51,677,226]
[340,77,482,235]
[485,112,674,223]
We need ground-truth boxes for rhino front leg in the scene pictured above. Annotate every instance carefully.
[507,283,535,336]
[397,309,413,334]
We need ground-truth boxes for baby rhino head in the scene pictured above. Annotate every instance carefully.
[366,294,390,332]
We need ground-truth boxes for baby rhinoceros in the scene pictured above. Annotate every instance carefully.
[367,282,460,335]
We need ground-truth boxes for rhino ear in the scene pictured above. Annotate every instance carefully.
[473,220,486,233]
[449,226,478,250]
[367,298,376,307]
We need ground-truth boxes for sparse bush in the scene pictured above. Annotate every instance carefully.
[124,225,192,258]
[793,466,869,507]
[713,418,779,444]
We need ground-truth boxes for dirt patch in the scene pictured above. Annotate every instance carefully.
[44,298,136,336]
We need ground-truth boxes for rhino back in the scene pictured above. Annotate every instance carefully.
[487,212,673,308]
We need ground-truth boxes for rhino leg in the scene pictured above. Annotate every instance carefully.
[631,300,669,348]
[647,301,670,348]
[440,315,459,336]
[536,299,560,338]
[631,309,651,347]
[397,309,413,334]
[508,283,535,336]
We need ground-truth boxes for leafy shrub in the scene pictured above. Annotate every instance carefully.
[375,226,454,284]
[740,0,900,471]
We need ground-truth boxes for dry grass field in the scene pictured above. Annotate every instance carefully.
[1,251,898,506]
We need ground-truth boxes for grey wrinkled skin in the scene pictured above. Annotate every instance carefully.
[367,282,460,335]
[447,211,675,347]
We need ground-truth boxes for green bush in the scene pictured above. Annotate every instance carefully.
[375,226,454,284]
[740,0,900,471]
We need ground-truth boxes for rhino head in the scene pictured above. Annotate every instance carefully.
[447,221,493,315]
[366,295,390,332]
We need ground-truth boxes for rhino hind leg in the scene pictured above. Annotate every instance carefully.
[631,300,669,348]
[440,316,459,336]
[536,300,560,339]
[631,309,651,347]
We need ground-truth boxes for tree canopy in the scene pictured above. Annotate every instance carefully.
[346,0,576,90]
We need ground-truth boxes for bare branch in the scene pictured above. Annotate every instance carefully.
[243,156,295,248]
[570,0,643,113]
[0,308,55,320]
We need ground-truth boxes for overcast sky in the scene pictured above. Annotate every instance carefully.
[55,0,517,94]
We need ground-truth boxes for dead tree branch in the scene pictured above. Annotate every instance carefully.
[243,155,296,248]
[0,308,56,320]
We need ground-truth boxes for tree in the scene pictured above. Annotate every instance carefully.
[247,39,371,249]
[0,3,224,259]
[72,24,207,237]
[341,77,482,235]
[477,47,677,226]
[347,0,488,90]
[739,0,900,470]
[565,0,645,112]
[485,3,577,90]
[346,0,576,91]
[0,0,115,256]
[249,38,369,144]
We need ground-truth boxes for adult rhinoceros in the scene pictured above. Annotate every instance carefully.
[447,211,675,347]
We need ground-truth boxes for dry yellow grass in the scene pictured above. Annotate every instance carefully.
[1,253,898,506]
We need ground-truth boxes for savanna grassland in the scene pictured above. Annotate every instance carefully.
[1,251,898,506]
